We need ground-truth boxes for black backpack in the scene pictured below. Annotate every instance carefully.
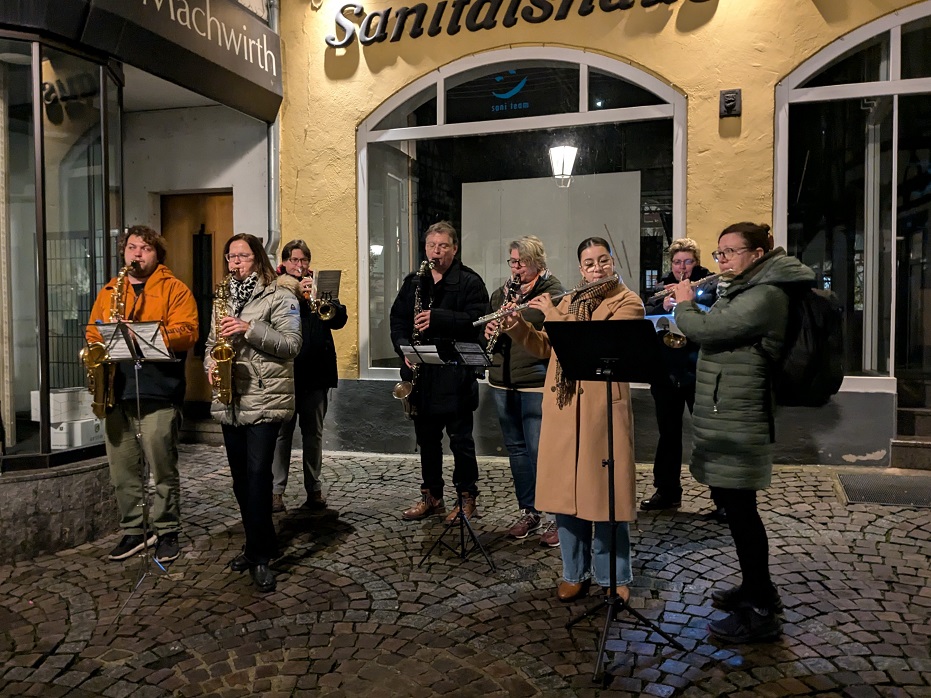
[772,285,845,407]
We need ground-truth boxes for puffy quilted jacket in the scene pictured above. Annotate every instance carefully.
[674,249,814,490]
[205,276,303,426]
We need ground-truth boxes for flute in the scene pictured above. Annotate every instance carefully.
[647,271,731,301]
[473,274,619,327]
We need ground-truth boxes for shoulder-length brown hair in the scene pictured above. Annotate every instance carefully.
[223,234,277,285]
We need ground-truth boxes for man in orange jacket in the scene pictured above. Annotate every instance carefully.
[86,225,198,564]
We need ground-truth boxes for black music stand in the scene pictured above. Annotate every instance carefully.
[544,319,685,684]
[90,319,180,626]
[408,341,496,572]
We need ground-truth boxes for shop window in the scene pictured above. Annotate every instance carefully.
[0,39,38,454]
[446,61,578,125]
[786,99,893,377]
[902,17,931,80]
[373,85,437,130]
[799,36,887,88]
[366,121,673,370]
[588,68,664,110]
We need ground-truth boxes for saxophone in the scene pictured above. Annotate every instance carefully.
[392,260,434,418]
[80,262,137,418]
[209,274,235,405]
[486,274,522,354]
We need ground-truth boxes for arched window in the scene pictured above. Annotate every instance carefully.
[357,47,686,378]
[775,1,931,395]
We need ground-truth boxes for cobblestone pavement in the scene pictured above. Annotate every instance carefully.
[1,445,930,697]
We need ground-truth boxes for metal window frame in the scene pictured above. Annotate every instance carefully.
[773,0,931,396]
[357,47,687,381]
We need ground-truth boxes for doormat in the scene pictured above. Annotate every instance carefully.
[839,473,931,508]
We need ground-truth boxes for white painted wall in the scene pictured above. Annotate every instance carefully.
[123,105,268,238]
[461,172,642,296]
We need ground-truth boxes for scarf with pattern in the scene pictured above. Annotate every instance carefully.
[229,272,258,316]
[553,275,620,409]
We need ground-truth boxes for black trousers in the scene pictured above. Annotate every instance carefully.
[222,422,281,564]
[710,487,777,608]
[650,379,695,496]
[413,409,479,500]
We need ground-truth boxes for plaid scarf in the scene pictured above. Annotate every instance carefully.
[229,273,258,316]
[554,275,619,409]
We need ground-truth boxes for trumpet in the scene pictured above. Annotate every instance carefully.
[648,272,730,301]
[301,270,336,321]
[473,273,619,327]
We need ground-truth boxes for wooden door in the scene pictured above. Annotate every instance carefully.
[160,192,233,404]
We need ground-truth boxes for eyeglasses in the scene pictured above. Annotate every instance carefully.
[711,247,749,262]
[287,257,309,265]
[225,253,254,262]
[581,257,613,271]
[506,258,526,268]
[425,242,452,251]
[671,258,695,267]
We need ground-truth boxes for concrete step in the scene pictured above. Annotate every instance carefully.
[896,407,931,437]
[890,436,931,470]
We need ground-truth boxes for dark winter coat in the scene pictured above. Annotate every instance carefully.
[486,273,564,389]
[278,272,348,391]
[644,265,713,388]
[389,259,489,415]
[674,249,815,490]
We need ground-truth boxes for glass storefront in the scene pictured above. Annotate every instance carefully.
[362,55,680,375]
[0,38,121,465]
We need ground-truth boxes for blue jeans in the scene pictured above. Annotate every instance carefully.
[556,514,633,587]
[492,389,543,511]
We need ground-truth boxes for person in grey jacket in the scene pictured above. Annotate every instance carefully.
[674,222,814,644]
[205,233,302,593]
[483,235,563,543]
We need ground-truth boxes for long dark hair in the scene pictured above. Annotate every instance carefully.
[576,236,612,260]
[719,222,773,253]
[223,233,277,285]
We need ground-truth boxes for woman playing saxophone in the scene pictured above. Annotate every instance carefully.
[204,233,302,593]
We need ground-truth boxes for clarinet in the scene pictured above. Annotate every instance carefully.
[486,274,522,354]
[392,260,435,418]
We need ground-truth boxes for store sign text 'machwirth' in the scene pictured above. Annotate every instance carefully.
[326,0,709,48]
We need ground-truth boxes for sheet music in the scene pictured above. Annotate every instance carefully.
[94,321,173,361]
[314,270,341,298]
[401,345,445,365]
[131,321,172,359]
[454,342,493,367]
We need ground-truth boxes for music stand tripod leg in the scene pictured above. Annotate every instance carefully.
[108,356,169,629]
[418,492,495,572]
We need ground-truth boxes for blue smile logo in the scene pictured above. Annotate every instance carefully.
[492,70,527,100]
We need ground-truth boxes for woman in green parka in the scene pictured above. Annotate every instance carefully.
[673,222,814,644]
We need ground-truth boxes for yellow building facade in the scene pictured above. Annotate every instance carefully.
[279,0,931,464]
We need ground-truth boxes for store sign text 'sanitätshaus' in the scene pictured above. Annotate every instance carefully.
[326,0,709,48]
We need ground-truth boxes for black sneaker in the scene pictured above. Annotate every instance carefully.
[711,585,784,613]
[108,533,157,561]
[155,533,181,563]
[639,490,682,511]
[708,606,781,643]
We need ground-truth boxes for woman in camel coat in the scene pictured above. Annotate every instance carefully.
[504,236,644,602]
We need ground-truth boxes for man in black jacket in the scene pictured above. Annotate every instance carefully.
[390,221,489,522]
[271,240,348,512]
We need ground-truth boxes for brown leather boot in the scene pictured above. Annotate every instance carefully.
[402,489,445,520]
[444,493,479,523]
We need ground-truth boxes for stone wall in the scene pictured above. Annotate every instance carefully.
[0,458,117,564]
